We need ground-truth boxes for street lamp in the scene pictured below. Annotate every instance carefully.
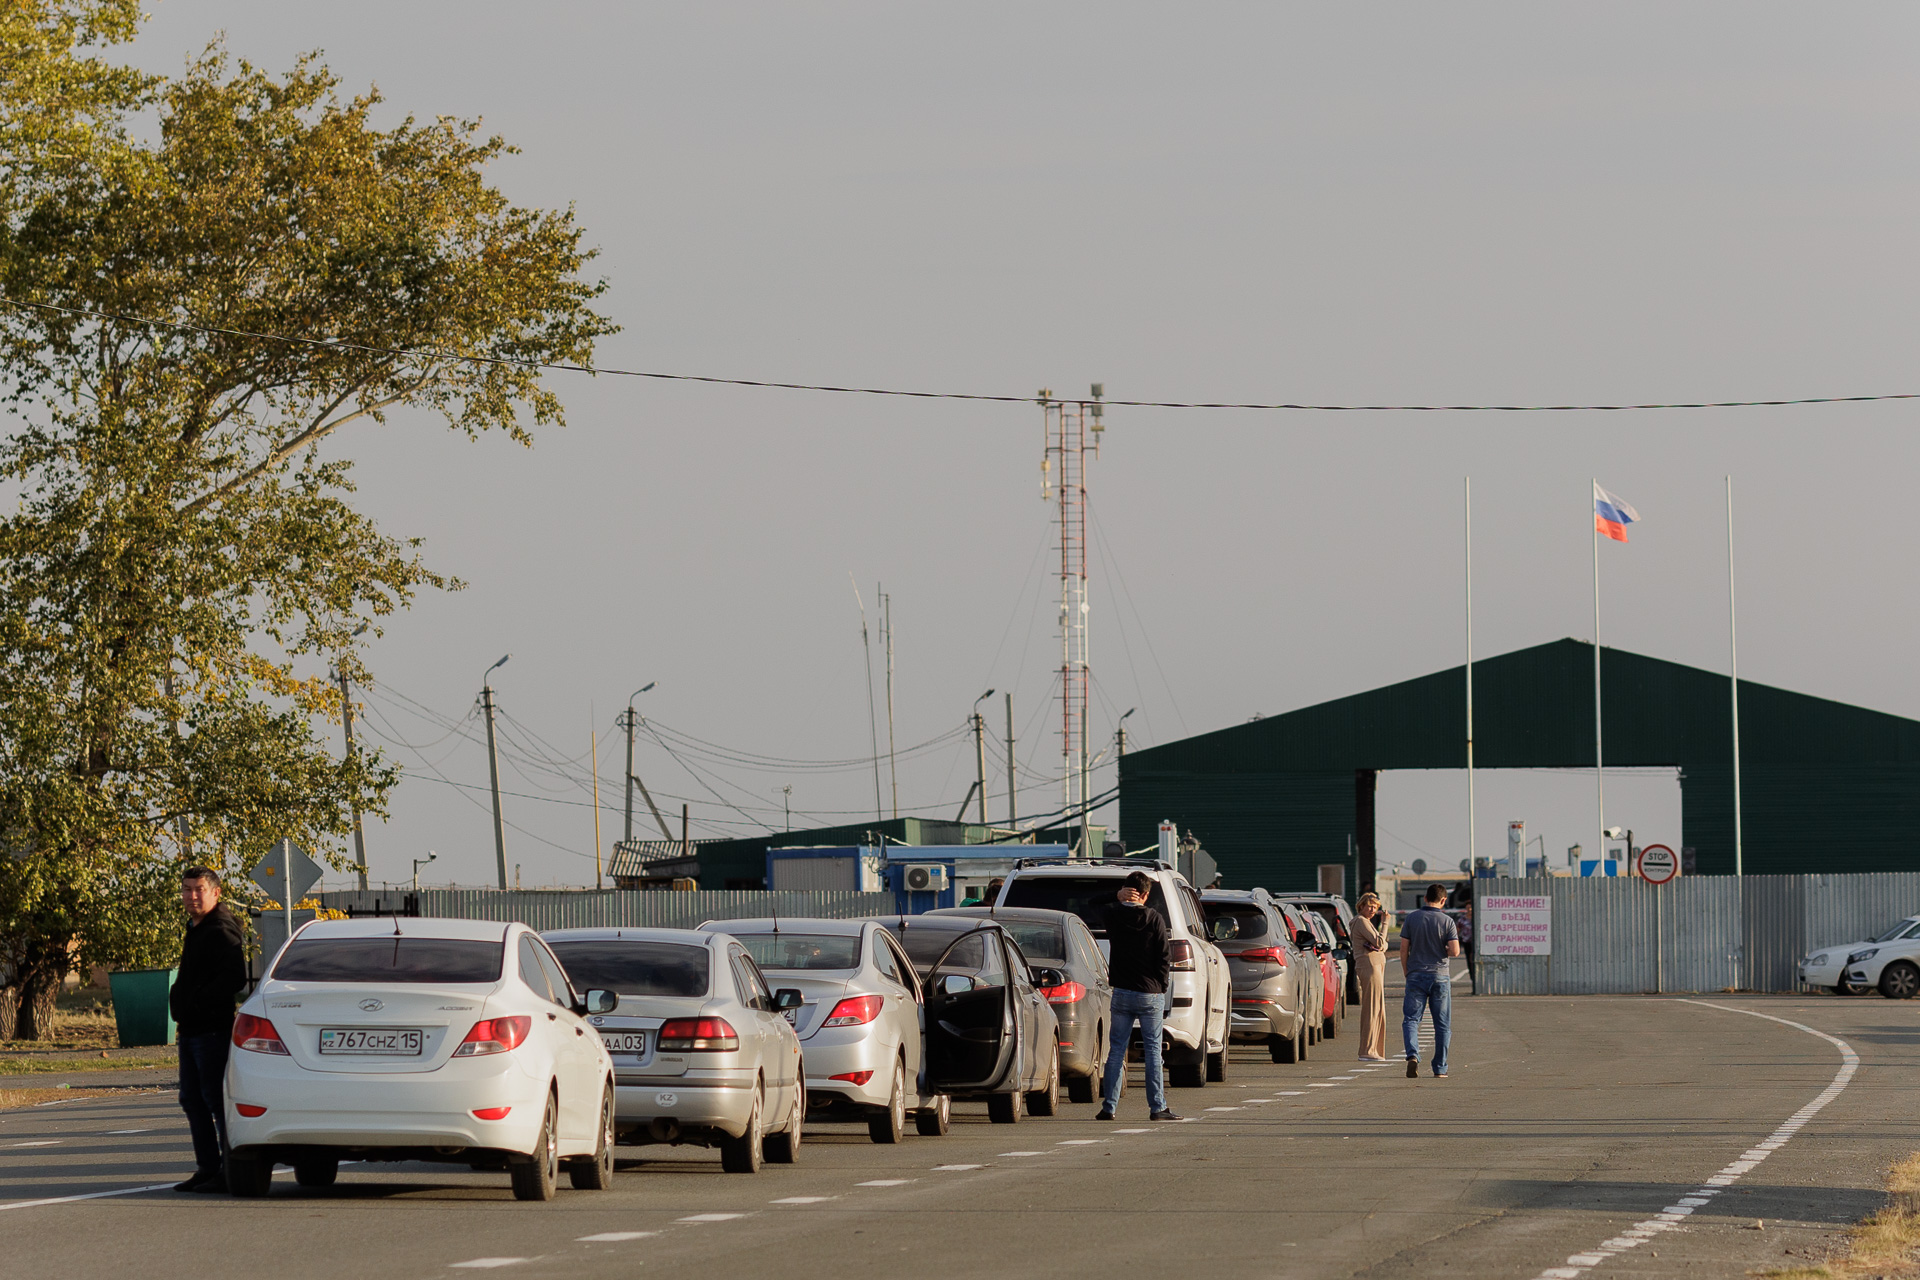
[412,850,437,891]
[1117,707,1137,756]
[970,690,995,826]
[623,682,657,843]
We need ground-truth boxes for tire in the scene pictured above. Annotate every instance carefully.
[226,1148,274,1198]
[1299,1022,1312,1060]
[1268,1032,1297,1064]
[1067,1075,1096,1104]
[1027,1044,1060,1117]
[1321,1004,1339,1040]
[1205,1045,1229,1083]
[987,1087,1023,1124]
[867,1060,906,1145]
[1168,1058,1206,1089]
[765,1077,803,1164]
[293,1154,337,1188]
[1880,961,1920,1000]
[914,1092,951,1137]
[510,1095,559,1202]
[719,1084,765,1173]
[568,1084,616,1190]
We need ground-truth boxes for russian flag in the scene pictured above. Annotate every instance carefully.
[1594,483,1640,542]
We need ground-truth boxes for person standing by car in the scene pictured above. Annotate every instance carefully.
[1351,892,1390,1062]
[169,866,248,1192]
[1398,883,1460,1079]
[960,877,1005,907]
[1095,871,1181,1122]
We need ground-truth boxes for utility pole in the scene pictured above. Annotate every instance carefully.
[681,803,690,859]
[480,654,510,890]
[621,683,656,844]
[338,668,369,890]
[971,690,995,826]
[781,785,792,832]
[882,586,898,821]
[851,575,883,824]
[590,714,604,891]
[1004,692,1018,827]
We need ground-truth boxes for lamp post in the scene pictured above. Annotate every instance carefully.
[621,683,672,844]
[971,689,995,825]
[480,654,510,890]
[780,785,792,832]
[412,850,437,891]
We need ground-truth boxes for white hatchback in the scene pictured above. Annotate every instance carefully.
[224,917,617,1201]
[1801,915,1920,998]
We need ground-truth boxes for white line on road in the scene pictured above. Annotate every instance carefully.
[1522,1001,1859,1280]
[931,1164,984,1171]
[1203,1107,1241,1112]
[8,1141,59,1147]
[1275,1091,1306,1096]
[856,1179,916,1186]
[770,1196,838,1204]
[1110,1128,1151,1134]
[1307,1083,1339,1088]
[106,1130,151,1135]
[449,1260,530,1269]
[576,1233,656,1242]
[679,1213,747,1222]
[0,1183,175,1212]
[998,1150,1048,1157]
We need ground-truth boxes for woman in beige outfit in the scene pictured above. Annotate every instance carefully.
[1351,892,1390,1062]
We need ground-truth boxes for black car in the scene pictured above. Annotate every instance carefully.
[929,906,1114,1103]
[867,915,1063,1123]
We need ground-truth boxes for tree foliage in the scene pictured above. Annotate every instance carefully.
[0,10,616,1037]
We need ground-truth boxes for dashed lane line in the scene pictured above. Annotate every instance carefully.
[449,1260,530,1269]
[770,1196,838,1204]
[576,1233,655,1242]
[855,1179,916,1187]
[679,1213,749,1223]
[931,1164,984,1171]
[0,1183,175,1212]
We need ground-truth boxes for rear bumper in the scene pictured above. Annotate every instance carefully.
[1228,1002,1290,1039]
[799,1031,901,1109]
[613,1068,758,1138]
[225,1051,544,1154]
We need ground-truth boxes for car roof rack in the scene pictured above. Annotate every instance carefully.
[1011,857,1172,871]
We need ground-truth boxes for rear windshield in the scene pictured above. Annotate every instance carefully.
[1301,902,1348,938]
[993,921,1065,962]
[273,938,503,984]
[892,926,986,969]
[734,933,863,971]
[547,941,709,997]
[1002,876,1168,935]
[1202,902,1269,941]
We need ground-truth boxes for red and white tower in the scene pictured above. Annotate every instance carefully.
[1039,385,1103,854]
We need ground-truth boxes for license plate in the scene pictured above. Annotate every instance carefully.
[600,1031,649,1056]
[319,1028,423,1056]
[781,1008,797,1025]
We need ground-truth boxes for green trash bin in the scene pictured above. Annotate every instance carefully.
[108,968,178,1047]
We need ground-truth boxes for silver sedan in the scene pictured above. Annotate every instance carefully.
[543,927,805,1174]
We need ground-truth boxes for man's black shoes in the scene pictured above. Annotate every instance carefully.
[1150,1108,1183,1121]
[174,1170,220,1193]
[1406,1058,1419,1078]
[1093,1108,1115,1121]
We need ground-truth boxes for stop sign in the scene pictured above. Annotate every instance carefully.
[1636,844,1679,884]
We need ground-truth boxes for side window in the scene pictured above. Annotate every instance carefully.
[974,934,1008,989]
[533,942,574,1006]
[885,936,922,1002]
[730,949,771,1011]
[1006,939,1035,995]
[871,931,902,983]
[517,936,556,1003]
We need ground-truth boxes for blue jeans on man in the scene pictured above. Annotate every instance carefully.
[1402,970,1451,1074]
[1101,988,1167,1114]
[178,1031,232,1176]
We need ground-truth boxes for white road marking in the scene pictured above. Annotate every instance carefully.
[1243,1098,1274,1103]
[1328,1075,1358,1080]
[1307,1083,1338,1088]
[1056,1139,1103,1145]
[997,1150,1048,1157]
[576,1233,655,1242]
[1204,1107,1241,1112]
[1521,1001,1859,1280]
[856,1179,915,1186]
[1110,1128,1151,1134]
[8,1141,59,1147]
[679,1213,747,1222]
[1275,1091,1306,1096]
[449,1260,529,1269]
[770,1196,838,1204]
[0,1183,174,1212]
[106,1130,152,1135]
[931,1164,984,1171]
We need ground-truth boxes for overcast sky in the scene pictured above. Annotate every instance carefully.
[122,2,1920,888]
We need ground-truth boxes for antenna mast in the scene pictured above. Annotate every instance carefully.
[1040,384,1104,855]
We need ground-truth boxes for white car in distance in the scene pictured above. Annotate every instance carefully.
[224,918,617,1201]
[1800,915,1920,998]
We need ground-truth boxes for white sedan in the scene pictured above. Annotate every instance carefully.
[1801,915,1920,998]
[224,918,617,1201]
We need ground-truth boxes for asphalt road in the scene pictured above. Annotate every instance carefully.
[4,980,1915,1280]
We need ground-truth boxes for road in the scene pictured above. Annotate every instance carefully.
[4,981,1915,1280]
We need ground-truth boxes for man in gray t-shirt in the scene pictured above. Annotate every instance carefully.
[1398,884,1461,1078]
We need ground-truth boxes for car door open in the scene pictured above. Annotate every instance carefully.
[921,928,1017,1094]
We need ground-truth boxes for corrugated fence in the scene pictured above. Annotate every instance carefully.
[315,889,898,933]
[1474,873,1920,994]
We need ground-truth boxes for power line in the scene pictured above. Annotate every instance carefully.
[7,294,1916,414]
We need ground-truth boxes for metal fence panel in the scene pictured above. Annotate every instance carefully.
[316,889,899,933]
[1477,875,1749,995]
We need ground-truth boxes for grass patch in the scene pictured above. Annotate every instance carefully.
[0,1085,172,1110]
[1760,1154,1920,1279]
[0,1054,175,1076]
[2,1001,123,1053]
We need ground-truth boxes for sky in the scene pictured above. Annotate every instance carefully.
[113,2,1920,889]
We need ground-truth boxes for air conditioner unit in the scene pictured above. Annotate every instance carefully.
[901,864,950,892]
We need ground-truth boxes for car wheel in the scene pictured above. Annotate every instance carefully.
[1880,961,1920,1000]
[292,1154,338,1188]
[226,1148,274,1198]
[1299,1021,1312,1060]
[868,1059,906,1145]
[1028,1043,1060,1116]
[1268,1031,1296,1064]
[1168,1055,1206,1088]
[1835,980,1871,997]
[720,1083,766,1173]
[765,1075,803,1164]
[1067,1074,1096,1104]
[1322,1005,1339,1040]
[914,1092,951,1137]
[1206,1044,1229,1083]
[509,1095,559,1201]
[568,1084,616,1189]
[987,1086,1023,1124]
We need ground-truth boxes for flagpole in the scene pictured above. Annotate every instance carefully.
[1728,476,1743,878]
[1592,478,1605,874]
[1465,476,1475,875]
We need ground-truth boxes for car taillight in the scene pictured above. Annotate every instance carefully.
[822,994,884,1027]
[1232,947,1287,966]
[472,1107,512,1120]
[232,1013,289,1055]
[829,1070,875,1085]
[1041,980,1087,1005]
[657,1017,739,1051]
[1170,940,1196,972]
[234,1103,267,1117]
[453,1015,532,1057]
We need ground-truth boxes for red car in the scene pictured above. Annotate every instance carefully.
[1275,903,1340,1044]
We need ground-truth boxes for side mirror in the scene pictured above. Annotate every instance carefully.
[1031,967,1067,988]
[583,989,618,1015]
[773,988,805,1011]
[1295,930,1316,950]
[938,973,976,996]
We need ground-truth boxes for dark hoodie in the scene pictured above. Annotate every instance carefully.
[1102,899,1172,994]
[169,902,248,1036]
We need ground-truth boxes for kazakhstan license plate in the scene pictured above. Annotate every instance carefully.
[599,1031,649,1056]
[318,1028,423,1056]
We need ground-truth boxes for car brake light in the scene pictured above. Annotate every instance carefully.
[234,1103,267,1117]
[472,1106,512,1120]
[1169,940,1196,972]
[232,1013,289,1055]
[1232,947,1287,966]
[453,1015,533,1057]
[822,994,884,1027]
[657,1017,739,1051]
[829,1070,875,1085]
[1041,980,1087,1005]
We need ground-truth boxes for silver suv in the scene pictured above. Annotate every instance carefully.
[995,859,1231,1088]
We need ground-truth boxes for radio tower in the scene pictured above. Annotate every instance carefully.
[1039,384,1104,856]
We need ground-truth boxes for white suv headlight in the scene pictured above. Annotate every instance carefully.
[1807,953,1830,967]
[1847,948,1879,964]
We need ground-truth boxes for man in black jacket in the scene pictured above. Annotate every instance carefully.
[1095,871,1181,1122]
[169,867,248,1192]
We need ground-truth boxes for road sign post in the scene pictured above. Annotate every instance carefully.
[252,839,325,946]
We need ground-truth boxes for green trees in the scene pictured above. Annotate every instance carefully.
[0,4,615,1037]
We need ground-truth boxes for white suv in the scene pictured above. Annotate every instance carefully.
[995,859,1231,1087]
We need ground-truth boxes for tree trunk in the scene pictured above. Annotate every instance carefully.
[12,934,71,1042]
[0,986,17,1042]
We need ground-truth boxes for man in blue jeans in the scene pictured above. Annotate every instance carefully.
[1398,883,1460,1078]
[1095,871,1181,1121]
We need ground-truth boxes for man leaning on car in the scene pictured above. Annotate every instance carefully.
[169,866,248,1193]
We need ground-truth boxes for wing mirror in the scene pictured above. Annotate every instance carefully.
[1031,967,1067,988]
[1295,929,1316,950]
[773,988,805,1011]
[583,989,618,1015]
[938,973,976,995]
